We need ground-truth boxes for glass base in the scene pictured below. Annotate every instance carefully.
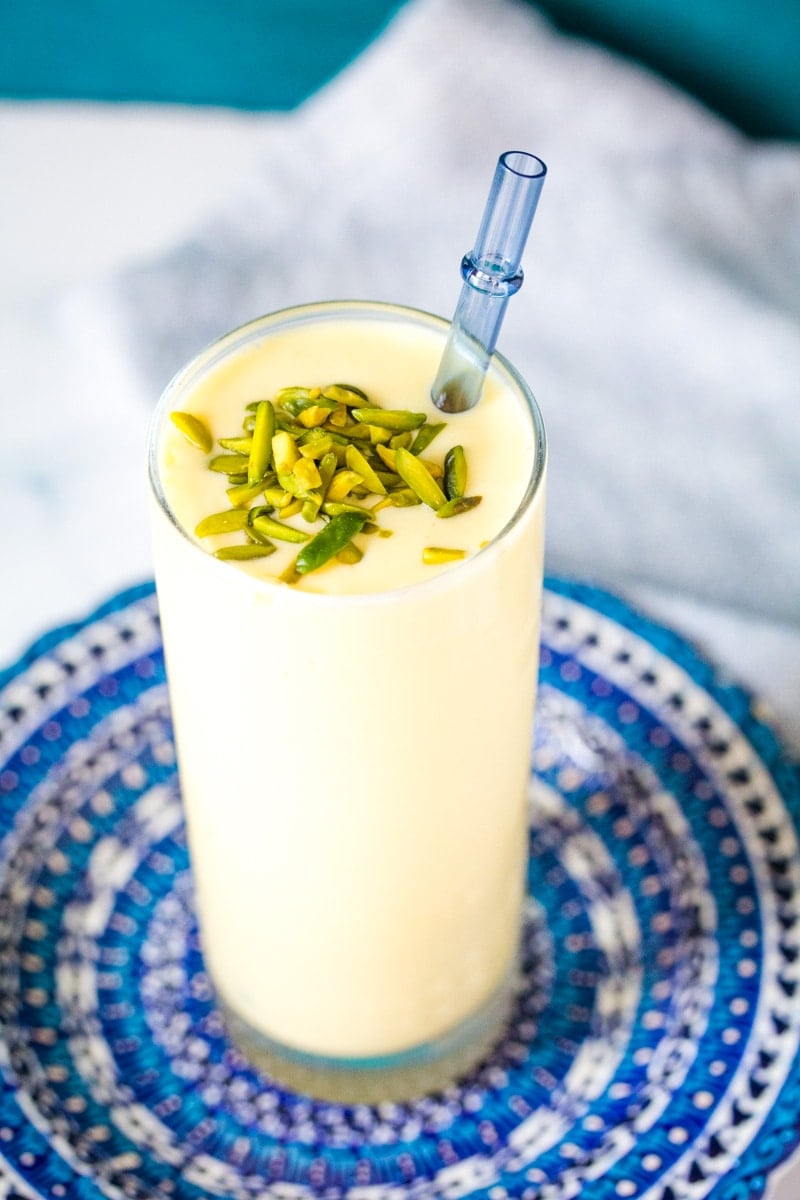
[219,973,517,1104]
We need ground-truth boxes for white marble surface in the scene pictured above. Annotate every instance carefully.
[0,0,799,1188]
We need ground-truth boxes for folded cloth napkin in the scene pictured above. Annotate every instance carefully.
[64,0,800,629]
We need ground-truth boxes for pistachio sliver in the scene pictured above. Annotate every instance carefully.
[375,444,397,472]
[272,431,299,476]
[250,512,310,544]
[276,471,305,499]
[282,394,338,418]
[394,447,447,510]
[214,543,276,561]
[368,425,393,445]
[384,487,422,508]
[340,421,372,441]
[301,495,323,523]
[420,457,445,480]
[209,453,251,475]
[195,509,251,537]
[321,500,376,520]
[318,451,338,498]
[390,432,414,450]
[299,432,335,459]
[299,405,335,428]
[295,512,368,575]
[274,386,314,409]
[436,495,482,519]
[170,411,213,453]
[336,542,364,565]
[218,435,254,454]
[263,485,293,509]
[248,400,275,484]
[323,383,369,406]
[280,560,301,585]
[326,469,364,501]
[352,407,426,431]
[444,445,468,500]
[345,444,387,495]
[327,405,349,429]
[422,547,467,564]
[293,458,322,492]
[227,478,275,507]
[411,422,446,456]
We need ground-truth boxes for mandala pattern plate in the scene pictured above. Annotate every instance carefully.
[0,579,798,1200]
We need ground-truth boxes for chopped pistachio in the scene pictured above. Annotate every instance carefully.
[294,458,323,492]
[272,431,299,475]
[352,407,426,431]
[263,485,293,509]
[218,435,254,454]
[298,404,333,428]
[328,405,349,428]
[336,542,364,565]
[318,451,338,497]
[420,458,444,480]
[322,383,369,405]
[375,444,397,472]
[208,453,250,475]
[250,512,310,544]
[395,447,447,510]
[422,547,466,564]
[171,410,213,453]
[295,511,368,575]
[326,469,364,501]
[436,495,482,519]
[276,471,304,498]
[195,509,251,537]
[321,500,376,520]
[299,432,334,459]
[196,378,486,579]
[274,386,313,412]
[248,400,275,484]
[411,422,446,455]
[384,488,422,508]
[214,543,276,560]
[227,478,275,507]
[343,421,372,441]
[390,432,414,450]
[301,495,323,523]
[345,444,386,495]
[444,445,467,500]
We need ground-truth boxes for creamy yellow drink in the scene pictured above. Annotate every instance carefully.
[148,301,546,1100]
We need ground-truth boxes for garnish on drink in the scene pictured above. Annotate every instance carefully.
[170,383,482,577]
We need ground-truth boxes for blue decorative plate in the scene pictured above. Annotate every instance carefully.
[0,579,798,1200]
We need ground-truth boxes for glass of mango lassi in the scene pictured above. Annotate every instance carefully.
[148,300,547,1102]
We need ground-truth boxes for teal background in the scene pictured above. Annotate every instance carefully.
[0,0,798,138]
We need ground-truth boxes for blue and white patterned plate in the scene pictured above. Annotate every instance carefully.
[0,579,798,1200]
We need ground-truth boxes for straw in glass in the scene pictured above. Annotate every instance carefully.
[431,151,547,413]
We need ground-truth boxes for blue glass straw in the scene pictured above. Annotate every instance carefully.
[432,151,547,413]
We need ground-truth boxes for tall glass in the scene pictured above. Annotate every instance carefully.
[148,301,547,1102]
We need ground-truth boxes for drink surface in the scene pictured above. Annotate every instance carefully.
[156,315,536,593]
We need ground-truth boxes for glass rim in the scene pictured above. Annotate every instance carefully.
[147,299,547,605]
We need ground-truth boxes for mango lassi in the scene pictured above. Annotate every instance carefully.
[148,301,546,1101]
